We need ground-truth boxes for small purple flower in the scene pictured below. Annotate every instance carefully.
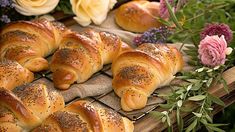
[0,0,13,8]
[133,36,142,46]
[200,23,233,43]
[160,0,174,19]
[0,15,11,23]
[133,26,171,46]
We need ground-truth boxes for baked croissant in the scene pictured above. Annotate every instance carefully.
[50,29,131,89]
[112,44,184,111]
[115,0,162,32]
[0,60,34,90]
[0,19,70,72]
[0,83,64,131]
[33,100,134,132]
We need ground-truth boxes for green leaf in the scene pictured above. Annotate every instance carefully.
[177,100,183,107]
[186,119,197,132]
[165,0,183,29]
[155,17,172,27]
[206,78,213,87]
[181,106,193,112]
[191,81,203,91]
[205,113,213,123]
[208,94,225,106]
[162,116,167,123]
[207,123,228,127]
[192,112,202,118]
[207,126,226,132]
[188,95,206,101]
[159,103,173,109]
[166,115,171,126]
[176,108,183,132]
[150,111,164,119]
[220,77,230,94]
[200,118,208,125]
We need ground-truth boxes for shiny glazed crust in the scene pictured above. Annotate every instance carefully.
[50,29,132,90]
[115,1,162,32]
[112,44,184,111]
[0,60,34,90]
[0,19,71,72]
[33,100,134,132]
[0,83,65,131]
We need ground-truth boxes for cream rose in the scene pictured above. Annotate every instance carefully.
[13,0,59,16]
[70,0,117,26]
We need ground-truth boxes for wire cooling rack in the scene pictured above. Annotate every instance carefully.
[32,60,166,121]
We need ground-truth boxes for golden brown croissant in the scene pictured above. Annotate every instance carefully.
[50,29,132,90]
[112,44,184,111]
[33,100,134,132]
[115,0,162,32]
[0,60,34,90]
[0,83,64,131]
[0,19,70,72]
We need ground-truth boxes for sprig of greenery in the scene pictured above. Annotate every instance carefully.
[151,64,230,132]
[151,0,235,131]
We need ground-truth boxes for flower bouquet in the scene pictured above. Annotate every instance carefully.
[136,0,235,131]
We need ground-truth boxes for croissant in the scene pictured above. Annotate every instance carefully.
[50,29,131,89]
[112,44,184,111]
[115,0,162,32]
[0,60,34,90]
[0,83,64,131]
[0,19,70,72]
[33,100,134,132]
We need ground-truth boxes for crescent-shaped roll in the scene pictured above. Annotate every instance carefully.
[33,100,134,132]
[0,19,70,72]
[50,29,131,90]
[0,60,34,90]
[115,0,162,32]
[0,83,64,131]
[112,44,184,111]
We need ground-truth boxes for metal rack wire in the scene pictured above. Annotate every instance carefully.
[33,58,166,121]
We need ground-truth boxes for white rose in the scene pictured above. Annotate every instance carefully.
[13,0,60,16]
[70,0,117,26]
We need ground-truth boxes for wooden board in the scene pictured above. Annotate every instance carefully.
[134,67,235,132]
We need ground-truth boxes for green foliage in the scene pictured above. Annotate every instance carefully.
[55,0,73,14]
[152,64,231,132]
[166,0,235,47]
[151,0,235,130]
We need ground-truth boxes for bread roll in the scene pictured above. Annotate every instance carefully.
[115,0,162,32]
[112,44,184,111]
[33,100,134,132]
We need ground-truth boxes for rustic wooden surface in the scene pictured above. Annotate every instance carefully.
[134,67,235,132]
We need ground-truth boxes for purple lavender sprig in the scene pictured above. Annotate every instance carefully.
[0,15,11,23]
[0,0,14,26]
[133,26,172,46]
[0,0,13,8]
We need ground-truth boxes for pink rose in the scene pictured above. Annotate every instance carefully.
[198,35,227,67]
